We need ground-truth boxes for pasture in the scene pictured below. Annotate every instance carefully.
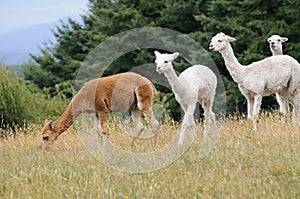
[0,113,299,198]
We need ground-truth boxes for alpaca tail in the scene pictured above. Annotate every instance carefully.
[150,83,157,98]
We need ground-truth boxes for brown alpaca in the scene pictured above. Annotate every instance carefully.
[39,72,159,149]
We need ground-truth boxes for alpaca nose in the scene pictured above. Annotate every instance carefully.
[271,42,275,45]
[209,44,214,50]
[156,67,162,74]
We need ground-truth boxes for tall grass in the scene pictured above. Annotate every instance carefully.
[0,112,299,198]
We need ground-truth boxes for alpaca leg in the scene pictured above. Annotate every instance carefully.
[292,105,296,123]
[93,113,102,135]
[283,100,290,122]
[293,105,299,125]
[179,104,196,144]
[289,101,299,125]
[246,96,254,119]
[253,95,262,131]
[130,110,144,148]
[202,101,214,141]
[292,93,300,125]
[277,91,296,123]
[276,93,290,122]
[97,112,109,140]
[94,113,104,141]
[203,102,213,128]
[285,102,290,115]
[143,109,160,145]
[135,88,160,145]
[210,111,216,126]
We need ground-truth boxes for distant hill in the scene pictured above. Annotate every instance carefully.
[0,23,57,65]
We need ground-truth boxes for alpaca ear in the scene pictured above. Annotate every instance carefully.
[154,50,161,57]
[219,32,226,36]
[49,120,54,130]
[172,52,180,59]
[226,35,236,42]
[281,37,288,42]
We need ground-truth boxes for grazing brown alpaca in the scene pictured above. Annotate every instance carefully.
[39,72,159,149]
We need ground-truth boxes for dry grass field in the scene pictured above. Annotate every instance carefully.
[0,112,299,198]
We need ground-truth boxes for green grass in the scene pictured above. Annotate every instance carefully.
[0,113,300,198]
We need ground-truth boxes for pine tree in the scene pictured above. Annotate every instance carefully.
[23,0,300,117]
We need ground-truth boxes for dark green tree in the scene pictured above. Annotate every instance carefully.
[23,0,300,118]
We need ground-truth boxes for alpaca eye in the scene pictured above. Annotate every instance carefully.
[218,40,222,42]
[42,136,49,141]
[277,39,281,41]
[164,61,168,63]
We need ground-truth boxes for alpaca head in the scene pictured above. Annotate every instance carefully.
[209,32,236,52]
[154,51,179,74]
[267,35,288,52]
[39,119,57,149]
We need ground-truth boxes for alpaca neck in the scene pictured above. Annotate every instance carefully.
[53,102,77,135]
[163,67,185,95]
[271,48,283,56]
[220,44,244,83]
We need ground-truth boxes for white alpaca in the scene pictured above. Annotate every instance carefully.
[267,35,290,116]
[154,51,217,144]
[209,32,300,130]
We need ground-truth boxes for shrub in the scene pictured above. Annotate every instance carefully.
[0,64,68,129]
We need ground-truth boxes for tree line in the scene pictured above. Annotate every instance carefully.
[21,0,300,121]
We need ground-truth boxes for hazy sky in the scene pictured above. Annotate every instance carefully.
[0,0,89,35]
